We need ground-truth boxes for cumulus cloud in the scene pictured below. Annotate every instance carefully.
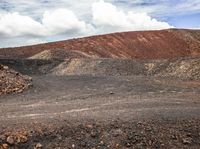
[92,0,173,33]
[42,9,89,35]
[0,0,175,47]
[0,8,91,38]
[0,12,45,37]
[0,1,173,39]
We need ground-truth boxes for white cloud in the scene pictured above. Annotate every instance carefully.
[0,8,91,38]
[0,12,45,37]
[0,1,173,39]
[92,0,173,33]
[25,38,46,45]
[0,36,46,48]
[42,9,89,35]
[1,0,200,20]
[0,0,175,47]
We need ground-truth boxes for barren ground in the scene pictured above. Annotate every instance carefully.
[1,74,200,148]
[0,29,200,148]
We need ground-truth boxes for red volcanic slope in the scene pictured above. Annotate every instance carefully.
[0,29,200,59]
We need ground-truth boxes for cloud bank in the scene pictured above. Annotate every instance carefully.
[0,0,173,47]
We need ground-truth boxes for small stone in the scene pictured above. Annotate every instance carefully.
[91,131,97,138]
[161,143,165,146]
[148,140,153,145]
[113,129,123,137]
[146,127,152,131]
[6,136,15,145]
[2,144,9,149]
[109,91,114,95]
[17,135,28,143]
[182,138,192,145]
[0,135,6,143]
[0,135,6,141]
[171,135,177,140]
[80,141,87,147]
[56,134,62,140]
[0,65,3,70]
[86,124,93,129]
[72,144,75,148]
[186,133,192,137]
[35,143,43,149]
[3,66,9,70]
[126,142,131,147]
[115,144,120,148]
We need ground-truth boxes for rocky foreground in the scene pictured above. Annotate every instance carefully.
[1,119,200,149]
[0,73,200,149]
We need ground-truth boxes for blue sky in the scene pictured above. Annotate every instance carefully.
[0,0,199,48]
[166,13,200,28]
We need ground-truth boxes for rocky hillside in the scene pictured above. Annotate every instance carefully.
[0,57,200,80]
[0,29,200,59]
[1,57,199,80]
[51,57,200,80]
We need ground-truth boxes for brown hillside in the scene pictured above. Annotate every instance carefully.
[0,29,200,59]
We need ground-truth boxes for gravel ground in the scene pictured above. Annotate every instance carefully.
[0,75,200,148]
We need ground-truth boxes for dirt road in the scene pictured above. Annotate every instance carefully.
[1,75,200,148]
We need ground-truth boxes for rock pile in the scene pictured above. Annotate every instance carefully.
[0,131,29,149]
[0,64,32,95]
[28,48,87,60]
[50,58,200,80]
[158,58,200,80]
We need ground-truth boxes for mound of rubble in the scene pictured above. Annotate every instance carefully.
[28,48,89,60]
[51,59,146,76]
[158,58,200,80]
[0,64,32,95]
[51,58,200,80]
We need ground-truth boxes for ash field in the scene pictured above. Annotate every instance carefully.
[0,29,200,149]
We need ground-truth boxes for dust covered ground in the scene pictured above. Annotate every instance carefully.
[0,73,200,148]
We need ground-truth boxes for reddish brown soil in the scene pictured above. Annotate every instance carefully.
[0,29,200,59]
